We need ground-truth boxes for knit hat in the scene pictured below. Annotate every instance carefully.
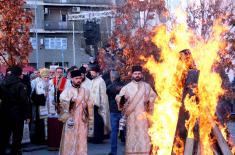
[10,66,22,76]
[79,66,86,74]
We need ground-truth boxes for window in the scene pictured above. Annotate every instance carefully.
[61,38,67,49]
[29,63,37,69]
[44,37,67,50]
[61,14,67,22]
[61,0,67,3]
[30,37,37,49]
[45,62,69,68]
[55,38,61,49]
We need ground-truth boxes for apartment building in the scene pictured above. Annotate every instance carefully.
[26,0,117,69]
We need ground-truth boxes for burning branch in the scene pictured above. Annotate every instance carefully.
[206,108,233,155]
[184,138,194,155]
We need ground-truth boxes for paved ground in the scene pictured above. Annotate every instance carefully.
[22,120,235,155]
[22,139,125,155]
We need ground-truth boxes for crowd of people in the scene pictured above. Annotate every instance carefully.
[1,48,235,155]
[0,57,157,155]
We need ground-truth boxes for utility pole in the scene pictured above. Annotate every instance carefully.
[34,0,39,69]
[72,21,76,65]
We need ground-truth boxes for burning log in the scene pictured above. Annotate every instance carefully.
[172,68,200,155]
[206,108,233,155]
[196,143,200,155]
[212,125,232,155]
[211,142,220,155]
[182,109,232,155]
[184,138,194,155]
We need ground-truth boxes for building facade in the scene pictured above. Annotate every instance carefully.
[26,0,116,69]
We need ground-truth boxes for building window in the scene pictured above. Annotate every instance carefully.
[29,63,37,69]
[30,37,37,49]
[45,62,69,68]
[44,37,67,50]
[61,0,67,3]
[61,14,67,22]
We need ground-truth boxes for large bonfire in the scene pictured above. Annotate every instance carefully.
[143,9,233,154]
[98,0,234,154]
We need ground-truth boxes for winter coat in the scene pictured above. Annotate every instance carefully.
[106,79,124,113]
[0,75,30,120]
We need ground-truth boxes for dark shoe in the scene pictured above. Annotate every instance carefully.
[108,153,114,155]
[10,150,22,155]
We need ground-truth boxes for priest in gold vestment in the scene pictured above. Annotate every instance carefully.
[88,65,111,143]
[116,65,157,155]
[59,70,91,155]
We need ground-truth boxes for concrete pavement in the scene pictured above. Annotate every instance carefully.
[22,121,235,155]
[23,139,125,155]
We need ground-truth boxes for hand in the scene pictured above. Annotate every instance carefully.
[71,97,77,102]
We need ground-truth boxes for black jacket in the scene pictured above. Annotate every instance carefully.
[106,79,124,113]
[0,75,30,120]
[231,78,235,92]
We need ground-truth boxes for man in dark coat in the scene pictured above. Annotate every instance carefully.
[231,76,235,114]
[107,70,124,155]
[0,66,30,155]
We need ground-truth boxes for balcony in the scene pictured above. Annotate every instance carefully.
[44,21,82,31]
[43,0,114,5]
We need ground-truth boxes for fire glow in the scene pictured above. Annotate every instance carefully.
[144,12,229,154]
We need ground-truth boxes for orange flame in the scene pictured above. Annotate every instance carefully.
[144,11,228,154]
[232,146,235,154]
[173,137,184,155]
[184,95,199,139]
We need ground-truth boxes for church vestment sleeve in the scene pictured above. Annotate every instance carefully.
[49,79,55,98]
[85,89,92,109]
[36,81,44,95]
[59,88,71,113]
[65,79,72,89]
[98,80,109,114]
[48,80,55,107]
[99,81,108,106]
[60,88,71,103]
[99,80,111,133]
[115,86,127,111]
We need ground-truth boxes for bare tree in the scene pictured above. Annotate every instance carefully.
[0,0,33,66]
[98,0,167,81]
[187,0,235,96]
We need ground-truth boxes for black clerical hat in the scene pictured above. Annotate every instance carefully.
[132,65,142,73]
[71,70,82,78]
[89,64,100,72]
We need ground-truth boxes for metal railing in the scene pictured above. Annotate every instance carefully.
[43,0,114,5]
[44,21,82,30]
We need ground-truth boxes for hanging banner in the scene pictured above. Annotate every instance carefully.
[68,10,114,21]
